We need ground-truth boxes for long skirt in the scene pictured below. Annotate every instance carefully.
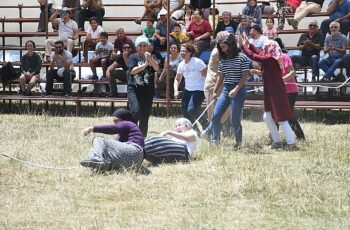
[144,136,189,165]
[89,136,144,171]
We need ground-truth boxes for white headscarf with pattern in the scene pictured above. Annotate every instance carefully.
[263,39,285,74]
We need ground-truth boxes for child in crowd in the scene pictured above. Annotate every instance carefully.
[81,17,104,63]
[263,17,278,40]
[235,15,251,37]
[89,32,113,80]
[182,4,193,32]
[143,20,156,41]
[208,7,219,31]
[170,23,189,45]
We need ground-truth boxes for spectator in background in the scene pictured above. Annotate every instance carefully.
[235,15,251,37]
[170,23,189,45]
[144,118,198,165]
[128,36,160,136]
[62,0,81,29]
[80,108,144,172]
[37,0,55,32]
[242,0,262,27]
[320,0,350,40]
[43,41,76,97]
[190,0,212,20]
[89,32,113,80]
[81,17,104,63]
[287,0,325,29]
[143,20,156,41]
[162,0,185,20]
[44,7,78,62]
[291,20,324,82]
[18,40,42,96]
[214,10,239,37]
[135,0,162,25]
[209,7,219,31]
[263,17,278,40]
[156,43,182,98]
[249,25,268,49]
[80,0,105,31]
[106,42,133,97]
[174,43,209,133]
[186,9,213,57]
[111,28,136,59]
[319,21,347,82]
[148,40,164,70]
[276,0,302,29]
[154,9,176,50]
[181,4,194,32]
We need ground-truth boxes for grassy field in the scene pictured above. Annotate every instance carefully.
[0,113,349,229]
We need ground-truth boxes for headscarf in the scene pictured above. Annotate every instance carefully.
[244,0,258,17]
[175,118,193,130]
[263,39,284,74]
[135,35,150,48]
[112,108,134,122]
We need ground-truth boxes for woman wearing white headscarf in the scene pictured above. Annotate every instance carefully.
[241,35,296,149]
[128,36,160,137]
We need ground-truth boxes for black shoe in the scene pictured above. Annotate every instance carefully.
[80,158,112,171]
[320,77,331,82]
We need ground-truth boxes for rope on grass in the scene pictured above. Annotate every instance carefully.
[295,77,350,89]
[0,153,80,170]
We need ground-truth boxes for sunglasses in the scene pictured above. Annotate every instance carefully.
[123,46,131,49]
[330,26,339,29]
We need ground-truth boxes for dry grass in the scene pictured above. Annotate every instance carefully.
[0,114,349,229]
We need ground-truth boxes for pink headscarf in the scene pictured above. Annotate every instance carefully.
[263,40,285,74]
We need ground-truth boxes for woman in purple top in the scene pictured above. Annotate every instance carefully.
[80,108,144,171]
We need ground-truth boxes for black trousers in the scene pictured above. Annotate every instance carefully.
[287,92,305,140]
[127,85,154,137]
[45,69,76,94]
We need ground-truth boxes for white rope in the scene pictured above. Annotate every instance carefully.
[0,153,80,170]
[294,77,350,89]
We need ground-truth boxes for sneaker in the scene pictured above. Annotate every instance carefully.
[134,19,142,25]
[100,75,107,80]
[320,77,331,82]
[271,142,283,149]
[234,142,242,149]
[284,143,297,150]
[80,158,112,171]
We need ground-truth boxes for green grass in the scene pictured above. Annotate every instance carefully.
[0,114,349,229]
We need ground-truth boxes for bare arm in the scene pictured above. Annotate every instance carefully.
[174,72,183,99]
[161,129,196,142]
[282,66,295,81]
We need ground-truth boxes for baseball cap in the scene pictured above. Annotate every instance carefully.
[308,20,318,26]
[159,8,167,15]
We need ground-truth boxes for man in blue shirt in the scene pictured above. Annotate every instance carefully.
[320,0,350,39]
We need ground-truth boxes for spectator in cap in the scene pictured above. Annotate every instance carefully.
[287,0,325,29]
[154,9,176,50]
[290,20,324,82]
[214,10,239,38]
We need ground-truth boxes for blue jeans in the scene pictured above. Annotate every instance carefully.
[211,84,246,143]
[291,55,319,79]
[181,90,209,130]
[319,57,343,78]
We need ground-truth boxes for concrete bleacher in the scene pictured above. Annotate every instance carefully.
[1,0,349,114]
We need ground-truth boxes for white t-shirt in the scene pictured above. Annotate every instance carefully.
[58,19,78,42]
[86,25,104,39]
[177,57,206,91]
[95,41,113,58]
[171,130,198,156]
[249,35,268,50]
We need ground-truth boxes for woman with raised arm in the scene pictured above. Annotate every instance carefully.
[241,34,296,149]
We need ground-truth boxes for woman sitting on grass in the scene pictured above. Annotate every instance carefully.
[144,118,198,165]
[80,108,144,171]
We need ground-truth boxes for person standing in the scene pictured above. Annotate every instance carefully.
[128,36,160,137]
[241,36,296,149]
[174,43,209,132]
[210,34,250,147]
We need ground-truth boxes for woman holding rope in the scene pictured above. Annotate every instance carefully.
[241,35,296,149]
